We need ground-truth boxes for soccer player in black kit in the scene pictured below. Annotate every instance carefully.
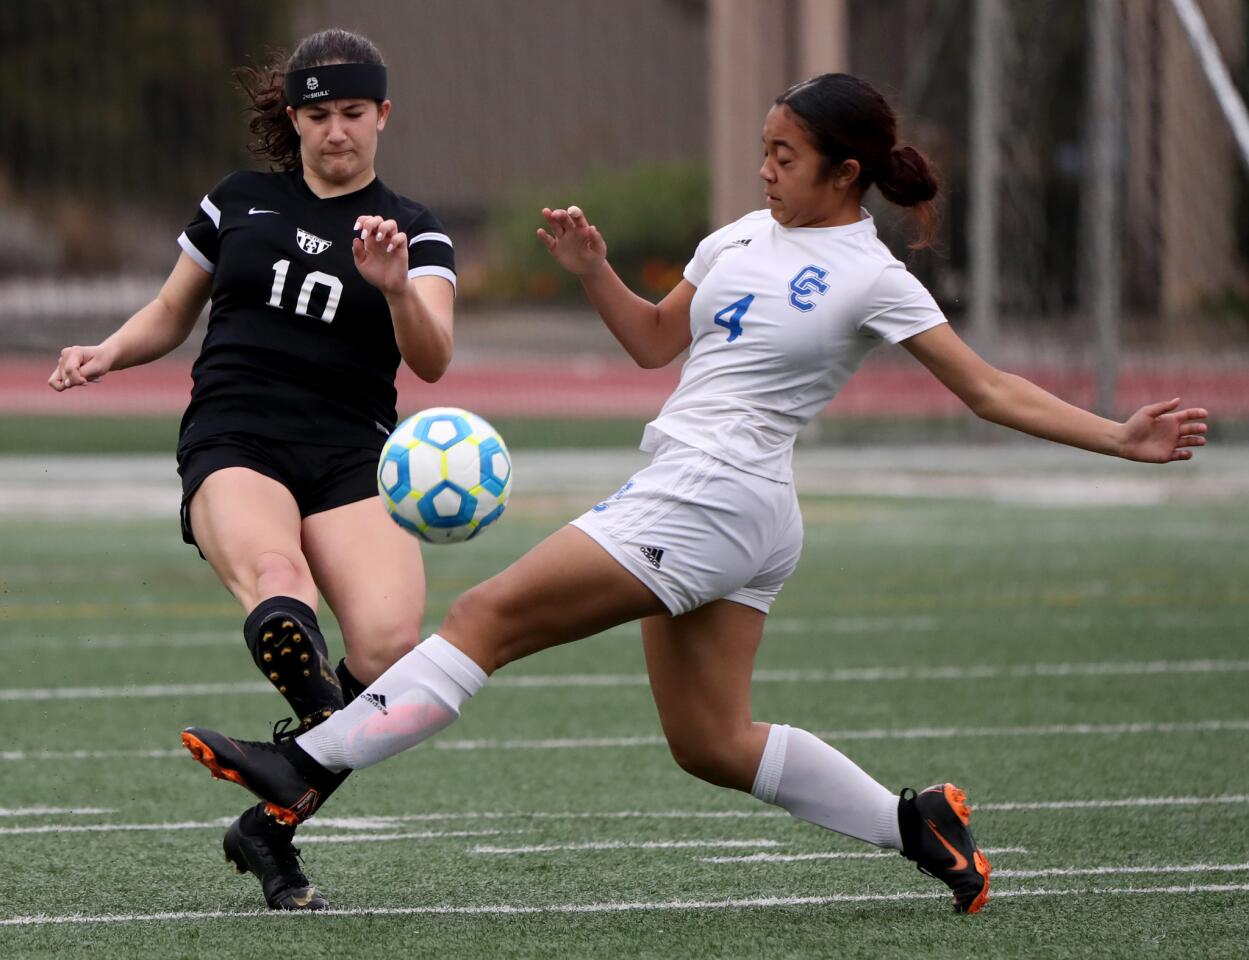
[48,29,455,911]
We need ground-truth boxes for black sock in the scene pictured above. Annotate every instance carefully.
[335,658,367,705]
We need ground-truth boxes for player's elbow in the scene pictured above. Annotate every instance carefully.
[404,337,453,383]
[632,340,684,370]
[960,370,1009,422]
[408,353,451,383]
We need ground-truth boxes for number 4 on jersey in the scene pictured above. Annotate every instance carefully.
[713,294,754,342]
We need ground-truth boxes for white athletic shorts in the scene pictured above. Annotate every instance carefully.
[569,437,803,616]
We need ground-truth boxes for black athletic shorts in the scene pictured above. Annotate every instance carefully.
[177,432,381,550]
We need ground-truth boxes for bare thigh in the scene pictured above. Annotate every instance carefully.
[440,524,668,673]
[302,497,427,683]
[643,599,769,792]
[189,467,316,611]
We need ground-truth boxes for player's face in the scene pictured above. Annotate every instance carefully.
[759,105,859,228]
[291,98,391,186]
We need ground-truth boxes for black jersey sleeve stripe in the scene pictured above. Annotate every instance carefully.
[199,194,222,228]
[177,232,215,273]
[180,178,231,273]
[407,265,457,290]
[408,231,452,248]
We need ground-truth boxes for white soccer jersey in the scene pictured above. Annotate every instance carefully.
[641,209,947,481]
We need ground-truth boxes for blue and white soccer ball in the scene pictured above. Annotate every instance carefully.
[377,407,512,544]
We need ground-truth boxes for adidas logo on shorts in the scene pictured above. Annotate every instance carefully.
[362,692,389,715]
[639,546,665,569]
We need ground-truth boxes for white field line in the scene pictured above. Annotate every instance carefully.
[0,749,184,761]
[299,831,505,844]
[0,615,933,651]
[3,884,1248,926]
[0,632,237,651]
[438,720,1249,750]
[4,658,1247,701]
[702,846,1029,864]
[3,794,1243,838]
[0,821,505,838]
[2,721,1246,764]
[471,839,782,855]
[975,794,1249,812]
[994,863,1249,879]
[0,807,114,817]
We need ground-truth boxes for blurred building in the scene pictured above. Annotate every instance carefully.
[1,0,1246,352]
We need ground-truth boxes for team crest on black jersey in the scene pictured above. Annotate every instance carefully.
[296,228,332,255]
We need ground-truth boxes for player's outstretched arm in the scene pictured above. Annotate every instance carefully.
[902,324,1209,462]
[48,252,211,391]
[538,206,692,369]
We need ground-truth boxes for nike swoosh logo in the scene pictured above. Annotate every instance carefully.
[925,818,968,871]
[249,208,279,215]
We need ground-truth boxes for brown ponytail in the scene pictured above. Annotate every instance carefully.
[776,74,941,249]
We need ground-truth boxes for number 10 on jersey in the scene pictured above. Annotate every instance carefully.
[269,260,343,323]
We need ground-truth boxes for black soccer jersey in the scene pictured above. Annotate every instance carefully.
[176,169,455,450]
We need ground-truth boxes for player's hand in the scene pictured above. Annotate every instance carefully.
[1118,398,1209,462]
[352,214,409,298]
[538,206,606,276]
[48,343,115,391]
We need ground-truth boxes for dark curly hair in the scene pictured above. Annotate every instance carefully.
[234,28,386,171]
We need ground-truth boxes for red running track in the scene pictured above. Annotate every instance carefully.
[3,356,1246,419]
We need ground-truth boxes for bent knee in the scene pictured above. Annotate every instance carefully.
[666,734,750,789]
[441,581,529,671]
[346,615,424,681]
[442,581,511,639]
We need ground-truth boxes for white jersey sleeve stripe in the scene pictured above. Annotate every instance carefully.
[199,195,221,229]
[177,232,215,274]
[408,265,457,290]
[409,231,452,248]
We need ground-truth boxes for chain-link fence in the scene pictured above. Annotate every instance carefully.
[2,0,1246,426]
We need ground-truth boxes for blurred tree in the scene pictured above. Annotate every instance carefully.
[0,0,292,206]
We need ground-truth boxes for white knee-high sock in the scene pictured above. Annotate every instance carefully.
[297,634,486,771]
[751,724,902,849]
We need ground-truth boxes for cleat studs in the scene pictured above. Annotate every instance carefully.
[302,669,311,678]
[269,671,280,681]
[263,652,272,663]
[281,647,292,656]
[300,652,310,663]
[278,685,287,694]
[322,709,332,718]
[262,632,274,643]
[281,620,294,630]
[292,634,302,643]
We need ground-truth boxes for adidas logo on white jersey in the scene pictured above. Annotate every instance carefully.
[362,692,389,714]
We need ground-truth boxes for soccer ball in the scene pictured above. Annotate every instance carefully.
[377,407,512,544]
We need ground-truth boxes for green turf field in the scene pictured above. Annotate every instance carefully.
[1,484,1247,958]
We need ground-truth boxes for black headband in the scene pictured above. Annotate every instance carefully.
[284,63,387,107]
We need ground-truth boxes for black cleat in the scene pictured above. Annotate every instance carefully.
[182,726,339,825]
[224,804,329,911]
[898,782,992,914]
[247,611,343,730]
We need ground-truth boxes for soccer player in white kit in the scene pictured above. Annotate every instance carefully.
[183,74,1210,914]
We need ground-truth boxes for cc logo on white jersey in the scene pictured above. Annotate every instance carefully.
[788,264,829,312]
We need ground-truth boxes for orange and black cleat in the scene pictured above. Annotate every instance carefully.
[181,726,339,826]
[898,782,992,914]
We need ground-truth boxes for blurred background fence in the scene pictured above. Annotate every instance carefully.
[1,0,1246,449]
